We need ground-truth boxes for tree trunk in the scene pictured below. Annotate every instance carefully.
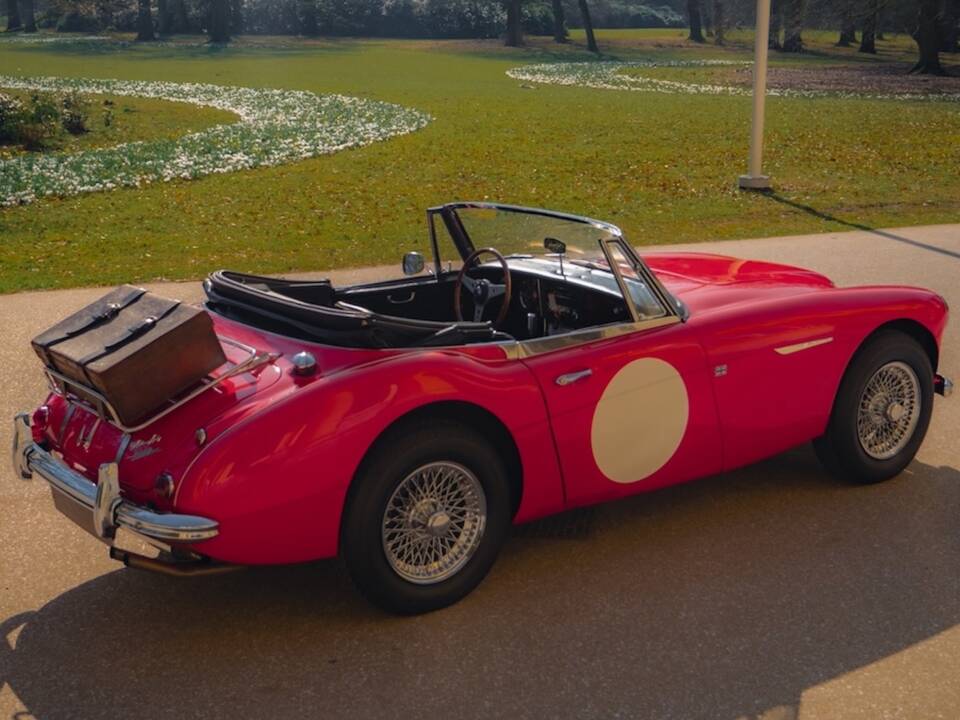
[780,0,804,52]
[157,0,172,34]
[687,0,705,42]
[942,0,959,52]
[300,0,317,36]
[837,5,856,46]
[911,0,944,73]
[208,0,229,42]
[136,0,154,41]
[859,0,877,54]
[230,0,243,35]
[713,0,724,45]
[171,0,188,32]
[551,0,567,43]
[504,0,522,47]
[579,0,598,52]
[19,0,35,31]
[768,0,781,49]
[5,0,22,31]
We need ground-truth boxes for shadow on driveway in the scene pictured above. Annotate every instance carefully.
[2,448,959,719]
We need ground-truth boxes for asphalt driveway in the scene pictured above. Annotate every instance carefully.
[1,224,958,720]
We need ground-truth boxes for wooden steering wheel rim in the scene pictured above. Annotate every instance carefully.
[453,247,513,328]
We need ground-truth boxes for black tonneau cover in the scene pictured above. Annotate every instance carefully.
[204,270,507,349]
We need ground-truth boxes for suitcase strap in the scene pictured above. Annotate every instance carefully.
[44,287,147,347]
[76,301,182,366]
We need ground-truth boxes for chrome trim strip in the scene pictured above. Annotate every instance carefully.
[12,414,219,543]
[513,316,680,359]
[774,337,834,356]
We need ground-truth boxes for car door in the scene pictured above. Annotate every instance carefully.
[521,318,722,507]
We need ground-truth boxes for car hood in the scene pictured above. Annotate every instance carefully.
[642,251,835,314]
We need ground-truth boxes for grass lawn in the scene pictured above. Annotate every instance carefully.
[0,89,235,159]
[0,29,958,292]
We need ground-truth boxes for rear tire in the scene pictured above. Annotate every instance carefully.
[814,330,933,484]
[342,420,512,615]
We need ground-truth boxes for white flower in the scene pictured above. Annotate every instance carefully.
[0,75,431,207]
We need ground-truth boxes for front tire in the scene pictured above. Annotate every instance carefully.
[814,330,934,484]
[342,421,512,614]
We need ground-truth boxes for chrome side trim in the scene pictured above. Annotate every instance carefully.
[774,337,834,356]
[514,316,680,359]
[12,414,219,544]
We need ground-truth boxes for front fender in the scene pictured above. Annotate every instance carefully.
[174,349,561,565]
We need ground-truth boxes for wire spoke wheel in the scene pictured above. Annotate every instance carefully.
[382,461,487,585]
[857,361,922,460]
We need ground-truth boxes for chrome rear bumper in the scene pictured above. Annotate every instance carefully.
[935,374,954,398]
[13,413,218,545]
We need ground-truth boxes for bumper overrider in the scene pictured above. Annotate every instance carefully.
[935,374,954,398]
[12,412,219,547]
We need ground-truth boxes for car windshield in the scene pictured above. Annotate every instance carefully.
[451,205,668,320]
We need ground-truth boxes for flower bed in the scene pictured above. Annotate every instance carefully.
[507,60,960,102]
[0,75,431,207]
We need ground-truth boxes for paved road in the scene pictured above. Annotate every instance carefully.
[1,225,958,720]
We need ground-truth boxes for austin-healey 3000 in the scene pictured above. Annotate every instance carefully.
[13,202,952,613]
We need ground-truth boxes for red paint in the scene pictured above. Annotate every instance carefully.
[34,252,949,565]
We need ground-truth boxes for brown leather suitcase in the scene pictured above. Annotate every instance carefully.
[32,285,226,427]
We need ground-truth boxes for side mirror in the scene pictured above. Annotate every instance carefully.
[402,251,425,276]
[544,237,566,255]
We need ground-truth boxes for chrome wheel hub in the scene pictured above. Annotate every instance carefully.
[382,461,486,585]
[857,361,921,461]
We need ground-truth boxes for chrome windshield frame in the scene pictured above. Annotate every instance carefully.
[426,201,682,324]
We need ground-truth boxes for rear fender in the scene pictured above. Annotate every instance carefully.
[175,349,561,565]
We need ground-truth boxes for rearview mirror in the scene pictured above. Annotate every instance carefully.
[544,237,566,255]
[402,251,425,276]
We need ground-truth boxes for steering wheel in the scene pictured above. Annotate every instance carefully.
[454,247,513,328]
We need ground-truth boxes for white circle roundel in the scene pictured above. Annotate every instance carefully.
[590,358,689,484]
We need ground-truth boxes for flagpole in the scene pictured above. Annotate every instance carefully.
[738,0,772,190]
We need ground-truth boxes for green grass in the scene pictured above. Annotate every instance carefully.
[0,31,958,292]
[0,89,236,158]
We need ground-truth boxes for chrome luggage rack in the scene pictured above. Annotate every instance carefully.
[43,337,279,434]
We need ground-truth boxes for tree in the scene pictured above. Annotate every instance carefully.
[713,0,724,45]
[911,0,944,73]
[135,0,155,40]
[20,0,36,31]
[504,0,522,46]
[768,0,781,48]
[300,0,318,35]
[578,0,597,52]
[687,0,704,42]
[837,3,856,46]
[551,0,567,43]
[859,0,878,53]
[158,0,173,34]
[209,0,230,40]
[4,0,22,31]
[230,0,243,35]
[943,0,959,53]
[780,0,804,52]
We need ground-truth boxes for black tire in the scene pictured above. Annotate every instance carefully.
[814,330,934,484]
[341,420,512,615]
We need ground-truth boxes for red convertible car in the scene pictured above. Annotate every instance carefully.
[13,202,953,614]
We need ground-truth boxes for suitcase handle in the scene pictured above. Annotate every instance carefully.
[104,315,159,351]
[78,301,181,365]
[46,288,147,345]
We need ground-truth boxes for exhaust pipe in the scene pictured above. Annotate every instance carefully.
[110,547,244,577]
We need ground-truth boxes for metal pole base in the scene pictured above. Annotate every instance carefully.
[738,174,772,191]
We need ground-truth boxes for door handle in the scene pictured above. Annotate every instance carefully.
[555,369,592,386]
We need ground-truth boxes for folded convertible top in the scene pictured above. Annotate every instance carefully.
[204,270,507,349]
